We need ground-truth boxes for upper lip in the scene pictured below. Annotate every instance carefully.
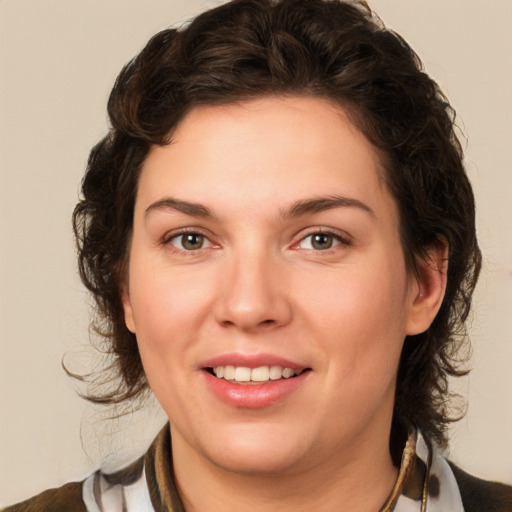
[200,353,309,370]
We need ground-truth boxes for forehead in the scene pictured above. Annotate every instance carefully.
[136,96,396,225]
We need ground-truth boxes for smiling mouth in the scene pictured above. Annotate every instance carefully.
[205,365,310,384]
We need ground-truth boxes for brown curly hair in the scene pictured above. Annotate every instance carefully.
[72,0,481,447]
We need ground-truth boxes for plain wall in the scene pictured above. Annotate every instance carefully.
[1,0,511,505]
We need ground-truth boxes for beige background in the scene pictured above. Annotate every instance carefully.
[1,0,511,505]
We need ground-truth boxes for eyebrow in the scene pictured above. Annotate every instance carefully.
[144,195,375,220]
[284,195,375,218]
[144,198,215,219]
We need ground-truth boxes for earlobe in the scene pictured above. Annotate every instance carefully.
[405,243,449,336]
[121,286,136,334]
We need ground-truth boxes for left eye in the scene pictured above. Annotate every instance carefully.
[169,233,211,251]
[298,232,343,250]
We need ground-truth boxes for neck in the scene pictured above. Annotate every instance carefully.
[170,426,399,512]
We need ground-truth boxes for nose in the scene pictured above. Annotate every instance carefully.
[214,249,292,332]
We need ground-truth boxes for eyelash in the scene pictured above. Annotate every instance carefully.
[162,228,352,253]
[162,228,216,252]
[293,229,352,252]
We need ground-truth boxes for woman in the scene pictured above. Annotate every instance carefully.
[4,0,511,510]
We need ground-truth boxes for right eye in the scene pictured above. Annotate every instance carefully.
[168,232,213,251]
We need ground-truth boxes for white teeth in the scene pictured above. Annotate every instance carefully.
[282,368,295,378]
[223,365,235,380]
[234,367,251,382]
[251,366,270,381]
[212,365,305,383]
[269,365,283,380]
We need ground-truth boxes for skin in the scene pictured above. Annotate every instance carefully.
[122,96,446,511]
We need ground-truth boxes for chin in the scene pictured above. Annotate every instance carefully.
[198,424,313,476]
[208,447,305,476]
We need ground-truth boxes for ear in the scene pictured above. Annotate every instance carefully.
[405,243,449,336]
[121,285,136,334]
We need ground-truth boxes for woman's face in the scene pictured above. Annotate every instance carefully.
[123,96,425,475]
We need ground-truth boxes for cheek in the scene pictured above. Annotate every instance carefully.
[301,262,408,376]
[303,262,407,329]
[127,271,206,410]
[129,258,212,331]
[126,260,219,393]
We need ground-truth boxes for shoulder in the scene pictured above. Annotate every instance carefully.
[3,455,148,512]
[449,462,512,512]
[2,481,86,512]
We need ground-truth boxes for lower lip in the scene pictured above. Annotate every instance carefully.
[203,370,309,409]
